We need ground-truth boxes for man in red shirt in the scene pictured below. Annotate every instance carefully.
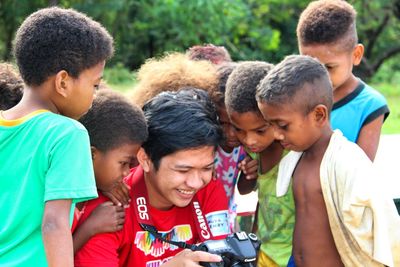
[75,89,229,267]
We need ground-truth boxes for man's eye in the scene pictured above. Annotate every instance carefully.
[94,84,100,90]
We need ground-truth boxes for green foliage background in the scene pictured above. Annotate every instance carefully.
[1,0,399,82]
[0,0,399,133]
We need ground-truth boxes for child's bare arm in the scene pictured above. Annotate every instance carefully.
[102,181,131,207]
[237,156,258,195]
[357,115,384,161]
[42,199,73,267]
[73,201,125,254]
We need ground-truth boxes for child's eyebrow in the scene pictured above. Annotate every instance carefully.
[268,118,283,123]
[249,124,270,131]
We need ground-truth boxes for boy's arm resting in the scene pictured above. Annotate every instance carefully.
[73,201,125,254]
[74,197,122,267]
[74,230,121,267]
[73,220,95,255]
[356,114,384,161]
[42,199,73,267]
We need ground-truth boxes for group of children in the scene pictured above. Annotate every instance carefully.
[1,0,400,267]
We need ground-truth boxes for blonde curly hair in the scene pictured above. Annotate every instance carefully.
[0,62,24,110]
[129,53,219,107]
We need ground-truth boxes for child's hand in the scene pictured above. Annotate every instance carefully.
[102,181,131,208]
[87,201,125,235]
[238,156,258,180]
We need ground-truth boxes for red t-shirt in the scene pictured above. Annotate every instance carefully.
[74,166,229,267]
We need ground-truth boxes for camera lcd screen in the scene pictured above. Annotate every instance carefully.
[207,240,227,250]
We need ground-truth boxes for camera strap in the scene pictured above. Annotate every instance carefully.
[131,172,214,242]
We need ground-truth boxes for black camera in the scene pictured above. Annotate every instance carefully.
[198,231,261,267]
[140,224,260,267]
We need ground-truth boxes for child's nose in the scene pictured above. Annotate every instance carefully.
[273,129,284,140]
[122,166,130,177]
[244,135,257,147]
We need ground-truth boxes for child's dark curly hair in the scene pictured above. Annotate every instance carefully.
[225,61,273,114]
[79,89,148,152]
[0,63,23,110]
[13,7,114,86]
[257,55,333,115]
[297,0,357,51]
[210,62,239,107]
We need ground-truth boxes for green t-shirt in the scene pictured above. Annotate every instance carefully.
[249,151,295,267]
[0,111,97,267]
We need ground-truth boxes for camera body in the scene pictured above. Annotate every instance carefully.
[198,231,261,267]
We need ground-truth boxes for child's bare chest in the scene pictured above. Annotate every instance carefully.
[292,157,323,205]
[292,157,342,266]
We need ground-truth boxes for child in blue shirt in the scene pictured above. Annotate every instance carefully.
[297,0,390,161]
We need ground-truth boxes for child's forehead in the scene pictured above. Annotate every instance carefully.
[229,110,266,127]
[299,41,351,57]
[259,102,298,119]
[107,142,142,156]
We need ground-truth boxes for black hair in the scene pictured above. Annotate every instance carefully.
[0,63,23,110]
[142,88,222,170]
[79,89,148,152]
[256,55,333,115]
[13,7,114,86]
[297,0,357,51]
[210,62,239,106]
[225,61,273,114]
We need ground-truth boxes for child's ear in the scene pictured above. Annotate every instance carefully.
[54,70,71,97]
[137,147,151,172]
[91,146,99,160]
[312,104,329,126]
[352,44,364,66]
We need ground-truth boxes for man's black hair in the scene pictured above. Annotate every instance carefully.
[79,90,148,152]
[13,7,114,86]
[142,88,222,170]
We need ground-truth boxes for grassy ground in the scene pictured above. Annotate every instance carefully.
[107,77,399,134]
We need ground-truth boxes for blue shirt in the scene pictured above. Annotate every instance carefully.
[331,80,389,142]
